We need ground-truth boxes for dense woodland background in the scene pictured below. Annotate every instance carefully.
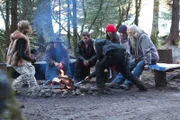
[0,0,179,62]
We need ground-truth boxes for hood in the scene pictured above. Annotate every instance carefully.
[10,30,28,42]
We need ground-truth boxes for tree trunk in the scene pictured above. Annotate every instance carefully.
[67,0,71,49]
[150,0,159,47]
[167,0,179,45]
[80,0,86,34]
[72,0,78,56]
[134,0,142,26]
[11,0,18,33]
[5,0,10,46]
[58,0,61,37]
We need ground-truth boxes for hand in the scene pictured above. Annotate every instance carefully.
[84,76,90,82]
[54,62,59,67]
[59,62,63,69]
[144,65,149,70]
[30,58,36,63]
[83,60,89,66]
[83,61,86,66]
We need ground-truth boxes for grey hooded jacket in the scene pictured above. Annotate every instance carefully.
[134,32,159,65]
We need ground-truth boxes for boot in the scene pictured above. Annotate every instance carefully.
[135,81,147,91]
[120,83,131,90]
[90,86,104,94]
[105,82,120,89]
[131,76,148,91]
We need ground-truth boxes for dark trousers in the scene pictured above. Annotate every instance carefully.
[74,59,96,81]
[95,61,108,88]
[96,51,146,89]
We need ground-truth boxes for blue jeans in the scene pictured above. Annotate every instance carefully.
[112,60,145,85]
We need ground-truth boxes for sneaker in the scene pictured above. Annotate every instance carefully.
[120,83,131,91]
[105,82,120,89]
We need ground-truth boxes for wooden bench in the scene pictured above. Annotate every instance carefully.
[148,63,180,87]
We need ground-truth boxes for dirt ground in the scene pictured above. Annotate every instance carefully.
[16,70,180,120]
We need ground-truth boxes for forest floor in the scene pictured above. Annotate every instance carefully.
[16,70,180,120]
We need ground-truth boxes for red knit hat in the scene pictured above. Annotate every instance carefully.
[106,24,116,32]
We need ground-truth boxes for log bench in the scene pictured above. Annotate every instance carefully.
[148,63,180,87]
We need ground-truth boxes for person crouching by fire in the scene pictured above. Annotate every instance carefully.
[44,37,71,85]
[6,20,39,93]
[91,38,148,92]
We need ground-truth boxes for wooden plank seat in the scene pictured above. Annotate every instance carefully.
[148,63,180,87]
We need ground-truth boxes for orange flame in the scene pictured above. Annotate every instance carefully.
[66,85,72,90]
[60,69,65,76]
[51,62,73,90]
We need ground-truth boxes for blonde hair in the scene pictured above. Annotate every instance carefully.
[17,20,32,34]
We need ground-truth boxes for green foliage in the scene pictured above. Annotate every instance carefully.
[160,11,171,20]
[0,29,7,62]
[78,0,133,38]
[51,0,133,39]
[160,11,172,29]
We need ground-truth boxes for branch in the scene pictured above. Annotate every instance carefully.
[51,14,72,38]
[80,0,86,34]
[88,0,104,32]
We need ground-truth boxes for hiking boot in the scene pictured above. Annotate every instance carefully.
[129,76,148,91]
[120,83,131,91]
[90,86,105,94]
[105,82,120,89]
[138,84,148,91]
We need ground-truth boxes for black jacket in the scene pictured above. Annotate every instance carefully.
[76,39,96,63]
[95,38,126,61]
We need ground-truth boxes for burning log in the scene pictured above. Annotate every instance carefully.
[43,62,74,90]
[51,77,74,90]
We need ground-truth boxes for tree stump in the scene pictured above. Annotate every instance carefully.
[155,49,173,86]
[154,71,167,87]
[158,49,173,63]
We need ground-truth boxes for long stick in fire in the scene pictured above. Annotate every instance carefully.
[74,79,86,85]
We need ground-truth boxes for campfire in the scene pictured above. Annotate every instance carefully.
[27,63,111,98]
[50,62,74,90]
